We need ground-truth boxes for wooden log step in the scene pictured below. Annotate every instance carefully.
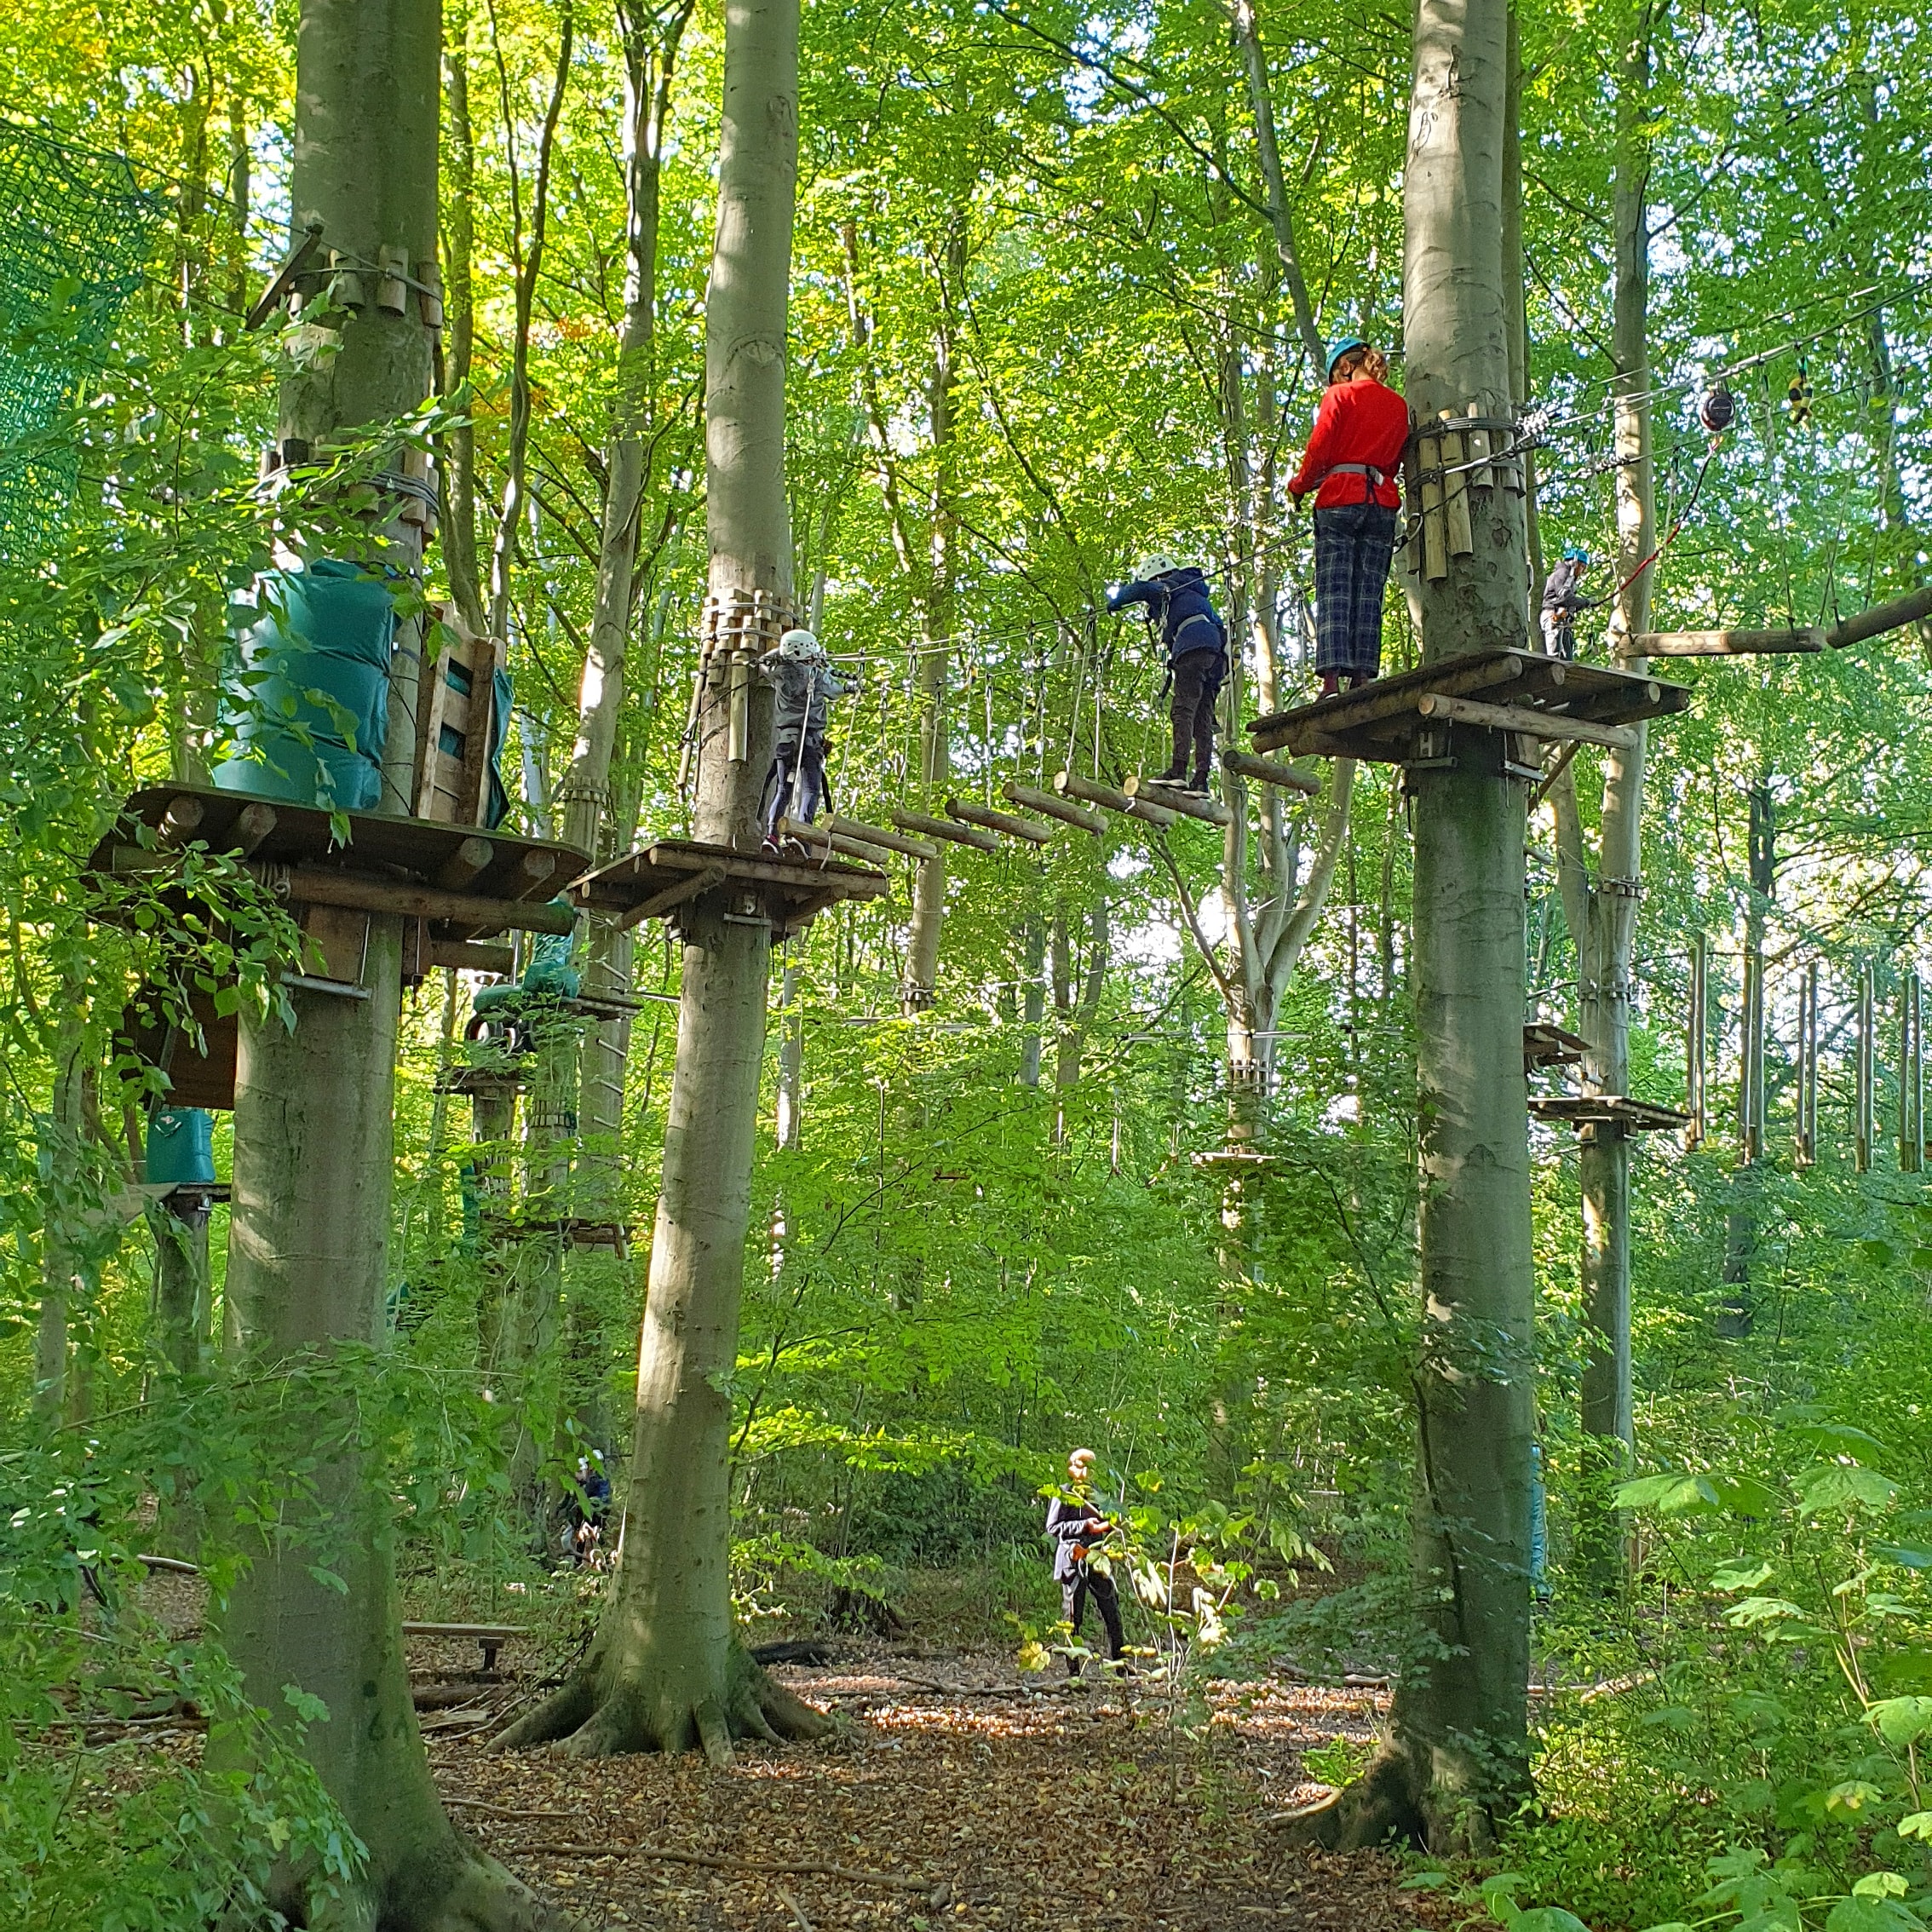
[779,819,904,865]
[1220,749,1321,796]
[1828,583,1932,649]
[827,814,938,860]
[614,863,727,931]
[945,798,1056,844]
[1413,693,1639,751]
[1053,770,1179,827]
[888,808,998,852]
[1003,780,1105,835]
[1624,627,1825,656]
[1122,775,1233,825]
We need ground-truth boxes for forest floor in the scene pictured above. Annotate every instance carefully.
[420,1636,1449,1932]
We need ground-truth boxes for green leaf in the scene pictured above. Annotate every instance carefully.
[1712,1560,1775,1592]
[1513,1912,1590,1932]
[1825,1780,1887,1816]
[1616,1472,1720,1514]
[1868,1697,1932,1745]
[1726,1596,1805,1627]
[1800,1465,1900,1514]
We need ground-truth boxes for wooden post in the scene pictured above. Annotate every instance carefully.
[1795,959,1819,1167]
[1903,969,1923,1174]
[1440,407,1475,556]
[1740,944,1765,1164]
[1857,961,1876,1172]
[1686,933,1707,1149]
[1416,428,1449,581]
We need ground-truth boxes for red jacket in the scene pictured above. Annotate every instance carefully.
[1288,377,1411,510]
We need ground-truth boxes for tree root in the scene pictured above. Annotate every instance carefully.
[268,1831,568,1932]
[1272,1743,1506,1857]
[490,1641,833,1760]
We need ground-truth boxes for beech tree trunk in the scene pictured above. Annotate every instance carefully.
[213,8,554,1923]
[1303,0,1535,1851]
[496,0,827,1759]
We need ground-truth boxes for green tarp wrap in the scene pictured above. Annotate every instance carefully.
[212,560,395,813]
[145,1107,216,1187]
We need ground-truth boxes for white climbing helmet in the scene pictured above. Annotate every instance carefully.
[778,627,824,664]
[1138,555,1179,581]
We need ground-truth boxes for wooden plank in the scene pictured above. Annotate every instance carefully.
[1255,650,1528,745]
[1828,583,1932,649]
[1626,627,1825,657]
[1416,433,1448,582]
[1003,781,1106,834]
[1220,749,1322,796]
[824,814,938,860]
[1414,693,1640,750]
[1054,770,1180,827]
[1440,409,1474,557]
[945,798,1056,843]
[614,864,727,932]
[887,808,998,853]
[429,940,515,974]
[249,865,578,934]
[779,819,896,865]
[414,642,458,819]
[1122,775,1234,825]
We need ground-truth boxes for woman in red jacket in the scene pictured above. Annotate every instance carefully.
[1288,338,1411,696]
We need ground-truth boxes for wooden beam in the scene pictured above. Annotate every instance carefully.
[1122,775,1234,825]
[434,835,496,892]
[1250,652,1528,753]
[825,814,938,860]
[1003,781,1105,834]
[429,940,515,974]
[1054,770,1179,827]
[615,864,727,932]
[1828,583,1932,650]
[780,819,900,865]
[247,865,578,934]
[945,798,1056,844]
[231,802,279,858]
[1625,627,1825,656]
[889,808,998,852]
[1220,749,1322,796]
[1413,693,1640,750]
[158,796,205,847]
[515,849,560,889]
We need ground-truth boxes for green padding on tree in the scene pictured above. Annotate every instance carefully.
[211,559,395,811]
[145,1107,215,1187]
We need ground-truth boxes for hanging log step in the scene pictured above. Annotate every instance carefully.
[1122,775,1233,826]
[888,808,998,853]
[1827,582,1932,649]
[1413,693,1640,750]
[945,798,1056,844]
[1624,627,1825,657]
[1003,780,1105,835]
[1054,770,1180,828]
[780,819,907,865]
[825,814,938,860]
[1220,749,1322,796]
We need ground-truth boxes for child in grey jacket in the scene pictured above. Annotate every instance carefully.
[759,628,857,847]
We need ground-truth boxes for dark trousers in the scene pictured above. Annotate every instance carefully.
[1314,500,1399,680]
[1062,1569,1125,1673]
[762,733,826,840]
[1166,652,1223,780]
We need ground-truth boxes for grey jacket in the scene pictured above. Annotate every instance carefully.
[759,650,857,745]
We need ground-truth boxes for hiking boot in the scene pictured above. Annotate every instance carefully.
[1152,764,1187,787]
[1184,771,1212,796]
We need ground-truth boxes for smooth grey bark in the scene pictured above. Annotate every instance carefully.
[1301,0,1534,1852]
[1549,9,1653,1584]
[151,1201,212,1378]
[215,6,555,1923]
[1018,913,1045,1087]
[439,5,486,635]
[497,0,827,1759]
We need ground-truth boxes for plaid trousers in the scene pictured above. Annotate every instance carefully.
[1314,501,1400,679]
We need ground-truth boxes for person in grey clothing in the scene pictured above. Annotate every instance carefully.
[1045,1446,1125,1675]
[759,628,857,847]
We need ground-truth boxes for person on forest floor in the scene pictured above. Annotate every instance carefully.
[758,627,857,850]
[1105,559,1228,796]
[564,1452,611,1568]
[1046,1446,1127,1676]
[1540,546,1607,661]
[1289,337,1410,697]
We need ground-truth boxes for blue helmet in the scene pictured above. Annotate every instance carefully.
[1325,336,1369,378]
[1561,544,1590,565]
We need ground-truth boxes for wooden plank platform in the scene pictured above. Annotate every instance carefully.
[575,838,888,940]
[1524,1021,1592,1069]
[1529,1095,1692,1132]
[1248,650,1690,763]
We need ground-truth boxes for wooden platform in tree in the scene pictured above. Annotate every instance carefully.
[121,985,237,1112]
[1247,649,1691,763]
[1529,1095,1692,1132]
[1524,1021,1592,1069]
[1190,1146,1278,1170]
[575,838,888,939]
[88,785,589,943]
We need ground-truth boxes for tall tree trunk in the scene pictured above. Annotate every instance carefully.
[1305,0,1534,1851]
[212,7,553,1921]
[1550,7,1654,1589]
[497,0,826,1759]
[439,4,486,633]
[1719,784,1774,1336]
[34,1002,88,1424]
